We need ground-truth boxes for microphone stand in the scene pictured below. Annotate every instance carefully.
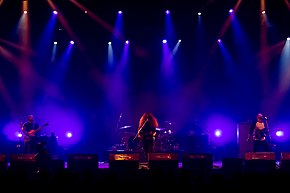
[264,117,271,144]
[115,112,123,131]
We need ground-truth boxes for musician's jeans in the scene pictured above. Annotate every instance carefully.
[253,140,269,152]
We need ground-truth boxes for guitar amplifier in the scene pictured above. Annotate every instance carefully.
[9,154,38,173]
[182,153,213,171]
[148,153,179,170]
[108,153,140,170]
[281,152,290,160]
[109,153,139,161]
[67,154,99,171]
[10,154,36,162]
[0,154,6,162]
[244,152,276,160]
[148,153,179,161]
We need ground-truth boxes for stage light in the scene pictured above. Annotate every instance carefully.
[217,39,222,43]
[118,10,122,14]
[108,42,111,45]
[125,40,129,44]
[54,41,57,45]
[229,9,233,13]
[165,10,170,14]
[17,133,22,138]
[178,39,181,42]
[53,10,58,14]
[70,41,74,44]
[262,10,266,14]
[287,37,290,41]
[162,39,167,43]
[66,132,72,138]
[198,12,201,16]
[276,130,284,137]
[84,10,87,13]
[23,10,27,14]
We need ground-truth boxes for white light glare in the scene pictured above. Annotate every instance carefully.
[70,41,74,44]
[162,39,167,44]
[53,10,58,14]
[54,41,57,45]
[24,11,27,14]
[287,37,290,41]
[198,12,201,16]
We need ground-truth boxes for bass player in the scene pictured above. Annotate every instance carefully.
[21,114,48,154]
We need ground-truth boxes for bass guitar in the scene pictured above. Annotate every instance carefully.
[24,123,49,142]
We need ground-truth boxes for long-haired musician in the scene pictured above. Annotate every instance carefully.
[136,112,159,161]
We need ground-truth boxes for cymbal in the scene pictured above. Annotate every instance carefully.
[118,125,132,130]
[165,121,175,125]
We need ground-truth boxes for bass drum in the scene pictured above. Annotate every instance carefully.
[127,136,141,150]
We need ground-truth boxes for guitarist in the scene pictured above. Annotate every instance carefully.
[247,113,270,152]
[21,114,42,154]
[136,112,159,162]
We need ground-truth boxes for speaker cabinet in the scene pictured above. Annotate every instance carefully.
[182,153,213,173]
[244,152,276,173]
[67,154,98,172]
[148,153,179,170]
[108,153,140,171]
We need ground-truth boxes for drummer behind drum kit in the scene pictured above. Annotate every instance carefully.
[115,122,178,152]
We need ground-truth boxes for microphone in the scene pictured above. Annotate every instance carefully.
[264,116,268,120]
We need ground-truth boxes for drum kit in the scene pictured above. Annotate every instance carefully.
[116,121,178,151]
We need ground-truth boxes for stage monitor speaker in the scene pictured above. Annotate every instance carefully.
[222,158,244,176]
[148,153,179,170]
[182,153,213,173]
[67,154,98,172]
[108,153,140,171]
[279,152,290,173]
[244,152,276,173]
[9,154,37,173]
[49,158,65,173]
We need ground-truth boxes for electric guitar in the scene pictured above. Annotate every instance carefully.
[23,123,49,142]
